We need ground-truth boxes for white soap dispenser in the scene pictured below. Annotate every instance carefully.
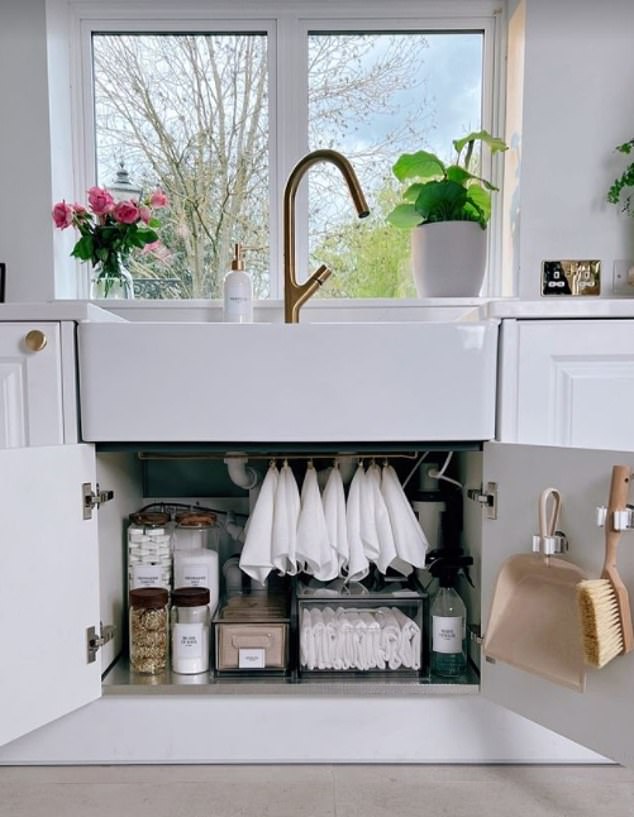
[223,243,253,323]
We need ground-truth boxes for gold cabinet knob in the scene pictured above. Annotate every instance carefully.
[24,329,48,352]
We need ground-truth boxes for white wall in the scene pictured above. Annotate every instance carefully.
[516,0,634,298]
[0,0,55,302]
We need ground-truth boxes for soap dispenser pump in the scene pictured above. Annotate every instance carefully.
[223,243,253,323]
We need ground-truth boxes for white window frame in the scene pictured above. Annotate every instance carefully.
[60,0,506,302]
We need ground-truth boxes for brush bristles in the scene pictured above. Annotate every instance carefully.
[577,579,624,668]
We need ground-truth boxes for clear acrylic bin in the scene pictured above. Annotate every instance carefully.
[213,592,290,675]
[296,579,427,679]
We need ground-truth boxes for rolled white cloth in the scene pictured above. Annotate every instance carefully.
[376,607,402,670]
[271,462,300,576]
[300,607,316,669]
[323,465,349,576]
[359,610,381,669]
[297,465,339,581]
[381,464,429,571]
[239,463,278,584]
[391,607,422,670]
[345,464,370,582]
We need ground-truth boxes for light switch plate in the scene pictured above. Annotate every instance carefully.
[542,260,601,296]
[612,260,634,295]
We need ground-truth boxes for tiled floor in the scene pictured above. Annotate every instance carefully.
[0,764,633,817]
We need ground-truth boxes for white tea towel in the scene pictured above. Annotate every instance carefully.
[381,464,429,571]
[323,465,349,575]
[360,468,381,564]
[359,610,381,669]
[239,463,278,584]
[376,607,402,670]
[271,462,300,576]
[366,463,408,575]
[392,607,422,670]
[297,465,338,581]
[345,464,370,583]
[300,607,316,669]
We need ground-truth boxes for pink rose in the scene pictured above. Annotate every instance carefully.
[87,186,115,216]
[149,190,168,208]
[72,203,87,215]
[141,240,171,262]
[52,200,73,229]
[113,200,140,225]
[139,205,151,224]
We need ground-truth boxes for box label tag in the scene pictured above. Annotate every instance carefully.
[238,648,266,669]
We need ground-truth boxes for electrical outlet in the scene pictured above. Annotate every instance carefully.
[542,260,600,296]
[612,260,634,296]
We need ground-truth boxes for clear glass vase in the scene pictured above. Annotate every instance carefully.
[90,256,135,299]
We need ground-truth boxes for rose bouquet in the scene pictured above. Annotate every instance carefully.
[52,186,169,296]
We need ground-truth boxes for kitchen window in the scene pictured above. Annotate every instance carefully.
[73,3,501,301]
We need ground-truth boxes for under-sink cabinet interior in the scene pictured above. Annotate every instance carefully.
[96,443,484,693]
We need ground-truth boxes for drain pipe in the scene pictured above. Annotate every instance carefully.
[224,455,260,491]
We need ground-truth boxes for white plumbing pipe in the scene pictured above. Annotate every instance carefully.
[224,455,259,490]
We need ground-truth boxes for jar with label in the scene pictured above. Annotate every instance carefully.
[129,587,169,675]
[127,516,172,591]
[173,513,219,615]
[171,587,211,674]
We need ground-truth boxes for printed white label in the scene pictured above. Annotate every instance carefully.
[238,648,266,669]
[173,623,204,659]
[175,564,210,589]
[432,615,463,654]
[131,564,162,589]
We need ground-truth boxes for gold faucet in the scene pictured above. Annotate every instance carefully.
[283,149,369,323]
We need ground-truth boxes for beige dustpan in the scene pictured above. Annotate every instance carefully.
[483,488,588,691]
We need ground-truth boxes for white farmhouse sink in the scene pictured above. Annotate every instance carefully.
[77,320,498,442]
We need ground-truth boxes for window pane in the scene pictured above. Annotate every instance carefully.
[93,33,269,299]
[308,32,483,298]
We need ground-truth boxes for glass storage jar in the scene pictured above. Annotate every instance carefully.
[171,587,211,674]
[129,587,169,675]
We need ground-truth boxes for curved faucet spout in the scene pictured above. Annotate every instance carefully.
[283,149,369,323]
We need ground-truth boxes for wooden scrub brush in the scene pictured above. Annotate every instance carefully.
[577,464,634,669]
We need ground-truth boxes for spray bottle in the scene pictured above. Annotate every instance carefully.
[427,552,473,678]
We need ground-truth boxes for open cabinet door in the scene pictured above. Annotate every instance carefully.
[0,444,101,746]
[481,442,634,764]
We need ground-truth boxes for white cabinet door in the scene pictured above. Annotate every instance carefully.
[497,319,634,449]
[0,322,64,448]
[481,441,634,764]
[0,444,102,746]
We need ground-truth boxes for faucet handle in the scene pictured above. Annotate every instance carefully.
[312,264,332,287]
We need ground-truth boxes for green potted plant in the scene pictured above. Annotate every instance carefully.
[387,130,508,297]
[607,137,634,216]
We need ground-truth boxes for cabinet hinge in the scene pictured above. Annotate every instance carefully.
[82,482,114,519]
[467,482,498,519]
[86,623,116,664]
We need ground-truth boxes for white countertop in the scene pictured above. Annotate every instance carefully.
[3,297,634,322]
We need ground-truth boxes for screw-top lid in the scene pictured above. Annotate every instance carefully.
[175,511,216,528]
[231,243,245,271]
[129,511,170,528]
[129,587,168,608]
[172,587,210,607]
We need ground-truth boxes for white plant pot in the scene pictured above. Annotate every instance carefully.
[410,221,487,297]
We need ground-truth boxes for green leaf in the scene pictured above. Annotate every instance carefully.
[137,229,159,245]
[414,180,468,222]
[392,151,445,182]
[71,234,93,261]
[386,204,423,228]
[453,130,508,155]
[466,185,492,224]
[403,183,425,202]
[147,218,161,229]
[446,165,497,191]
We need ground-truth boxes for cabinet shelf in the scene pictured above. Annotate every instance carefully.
[102,657,480,696]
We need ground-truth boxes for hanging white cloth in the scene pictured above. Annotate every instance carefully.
[366,462,410,575]
[271,461,300,576]
[345,463,370,583]
[381,464,429,570]
[296,464,339,581]
[323,464,349,576]
[239,463,279,585]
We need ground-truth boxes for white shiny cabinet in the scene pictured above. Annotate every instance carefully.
[0,321,79,447]
[497,319,634,449]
